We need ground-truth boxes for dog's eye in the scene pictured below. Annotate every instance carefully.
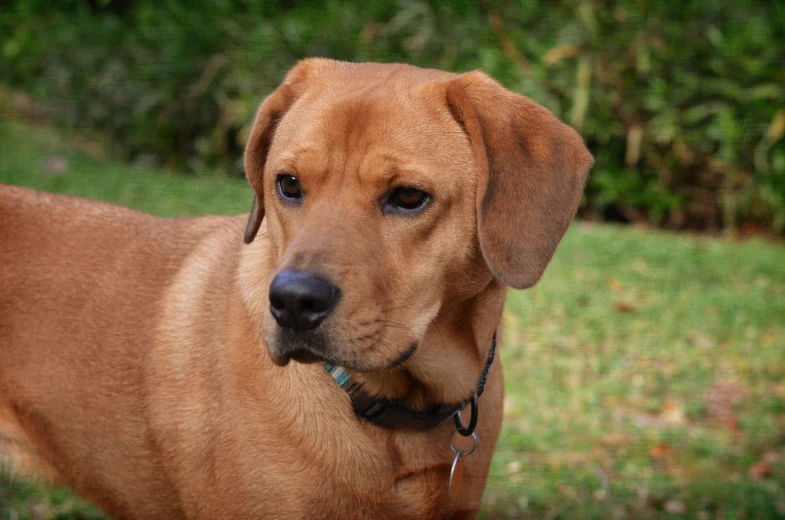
[277,174,303,202]
[383,187,431,214]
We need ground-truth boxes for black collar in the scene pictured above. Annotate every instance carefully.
[323,331,497,430]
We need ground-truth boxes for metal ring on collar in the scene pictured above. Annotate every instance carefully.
[454,393,478,436]
[449,429,478,456]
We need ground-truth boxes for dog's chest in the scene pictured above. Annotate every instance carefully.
[182,427,459,519]
[270,462,455,520]
[308,436,458,519]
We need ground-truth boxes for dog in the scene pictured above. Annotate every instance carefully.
[0,59,592,519]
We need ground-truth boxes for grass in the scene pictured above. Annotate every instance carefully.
[1,119,785,519]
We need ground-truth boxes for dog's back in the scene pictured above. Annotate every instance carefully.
[0,185,241,518]
[0,185,211,367]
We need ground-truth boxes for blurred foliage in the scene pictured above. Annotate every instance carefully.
[1,0,784,233]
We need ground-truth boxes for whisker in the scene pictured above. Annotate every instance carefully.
[374,296,410,306]
[352,328,385,344]
[434,314,454,334]
[380,301,421,314]
[362,334,395,355]
[432,317,447,353]
[379,320,417,336]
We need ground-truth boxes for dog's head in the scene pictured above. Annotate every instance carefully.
[243,59,592,387]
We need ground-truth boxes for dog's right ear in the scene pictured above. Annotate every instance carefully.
[242,83,295,244]
[243,60,320,243]
[243,195,265,244]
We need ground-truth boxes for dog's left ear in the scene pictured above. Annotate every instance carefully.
[445,72,594,289]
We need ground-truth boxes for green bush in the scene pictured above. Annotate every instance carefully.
[2,0,784,233]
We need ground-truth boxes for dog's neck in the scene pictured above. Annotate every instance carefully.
[346,280,507,410]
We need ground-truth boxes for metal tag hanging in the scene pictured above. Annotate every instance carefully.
[448,451,465,502]
[447,429,478,503]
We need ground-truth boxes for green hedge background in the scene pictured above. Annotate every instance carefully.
[2,0,785,231]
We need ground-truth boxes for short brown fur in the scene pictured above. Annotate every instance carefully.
[0,59,592,519]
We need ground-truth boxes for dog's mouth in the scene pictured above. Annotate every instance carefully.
[268,339,419,372]
[268,345,326,367]
[267,326,421,371]
[287,348,323,365]
[387,342,418,369]
[267,329,331,367]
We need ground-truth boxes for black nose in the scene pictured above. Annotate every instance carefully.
[269,270,340,332]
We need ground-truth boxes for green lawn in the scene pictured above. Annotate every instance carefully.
[2,120,785,519]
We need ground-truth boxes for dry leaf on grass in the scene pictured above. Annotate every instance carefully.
[649,443,676,459]
[614,301,636,313]
[506,461,522,475]
[607,277,623,293]
[660,400,686,425]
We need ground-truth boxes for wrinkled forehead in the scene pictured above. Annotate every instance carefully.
[267,76,471,179]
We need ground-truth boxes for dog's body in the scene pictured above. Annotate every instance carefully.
[0,188,503,518]
[1,59,591,519]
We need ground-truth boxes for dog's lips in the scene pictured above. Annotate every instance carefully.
[288,348,323,364]
[268,347,325,367]
[266,328,333,366]
[266,340,329,367]
[266,329,419,371]
[268,349,292,367]
[387,342,418,369]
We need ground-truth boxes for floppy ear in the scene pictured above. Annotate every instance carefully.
[243,59,324,243]
[243,195,264,244]
[445,71,594,289]
[242,83,296,244]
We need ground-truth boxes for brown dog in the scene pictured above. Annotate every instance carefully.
[0,59,592,519]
